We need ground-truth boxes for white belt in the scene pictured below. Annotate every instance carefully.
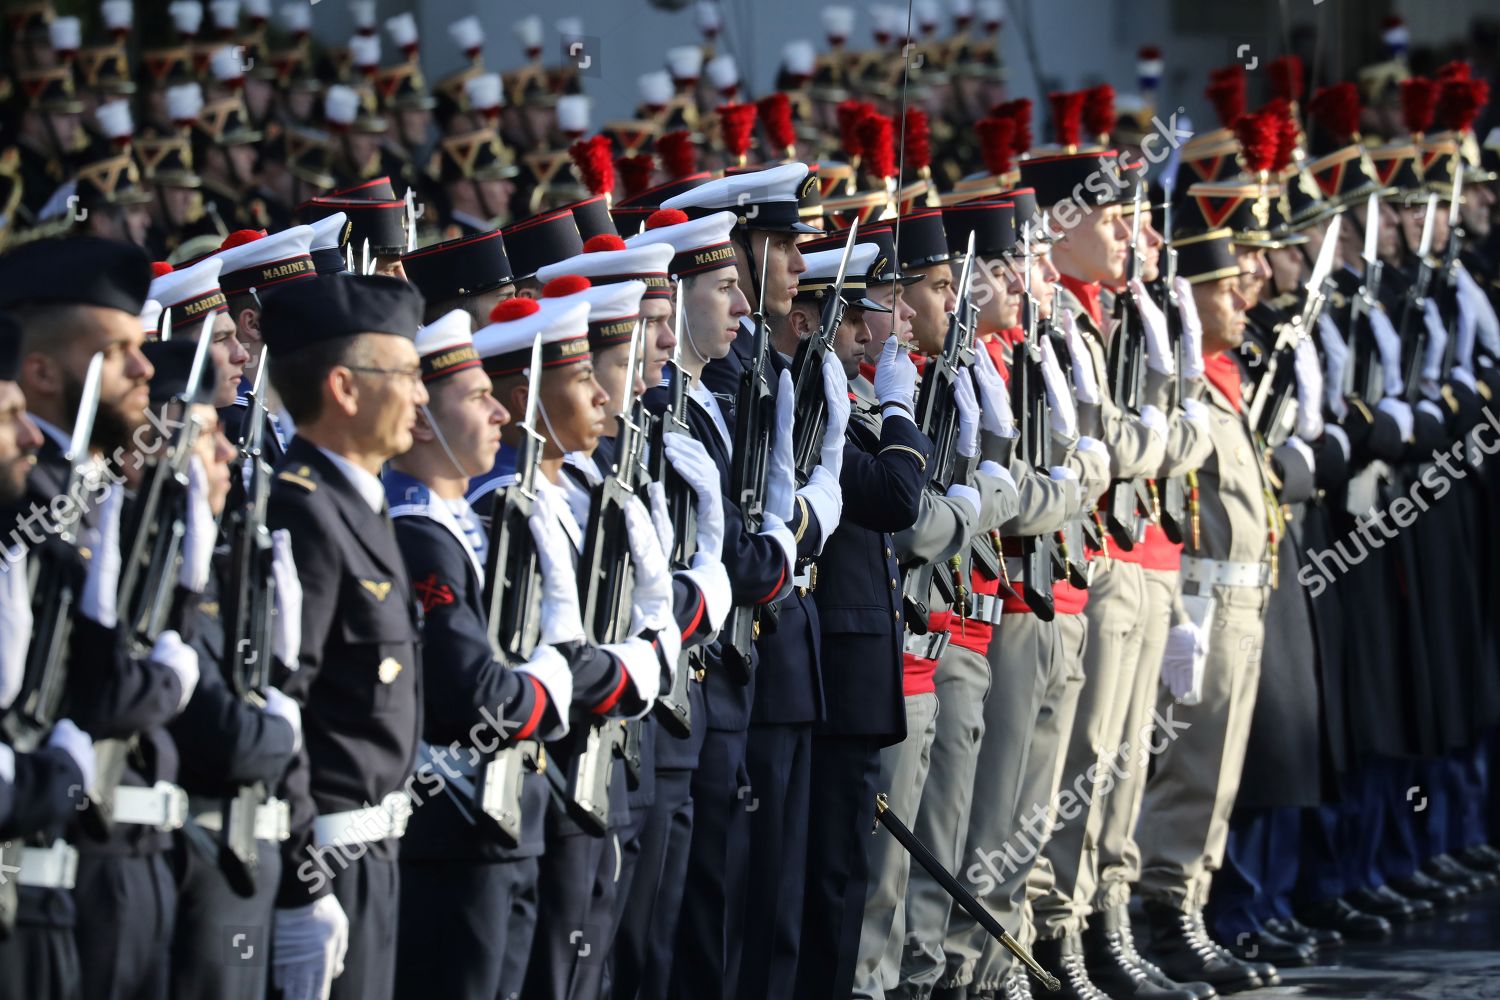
[18,841,78,889]
[903,630,952,662]
[190,796,292,842]
[959,593,1005,625]
[112,782,189,831]
[312,792,411,848]
[1179,556,1270,593]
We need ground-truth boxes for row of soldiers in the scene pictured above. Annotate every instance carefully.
[1,5,1500,1000]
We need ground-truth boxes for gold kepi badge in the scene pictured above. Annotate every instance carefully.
[378,657,403,684]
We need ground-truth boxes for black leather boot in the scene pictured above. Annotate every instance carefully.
[1296,897,1392,941]
[1032,933,1112,1000]
[1082,909,1204,1000]
[1141,902,1263,995]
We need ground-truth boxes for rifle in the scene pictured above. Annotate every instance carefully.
[1397,193,1439,402]
[789,219,859,483]
[1013,241,1056,620]
[723,245,775,685]
[649,311,698,739]
[1437,166,1465,375]
[1347,192,1388,403]
[1103,183,1148,550]
[902,231,977,626]
[1246,214,1341,447]
[1159,185,1191,544]
[483,334,546,661]
[1044,285,1098,589]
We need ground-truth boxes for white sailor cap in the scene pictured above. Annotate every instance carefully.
[149,256,228,335]
[473,298,592,377]
[415,309,480,383]
[625,209,739,277]
[213,224,317,296]
[535,240,674,300]
[660,161,821,233]
[795,243,889,312]
[541,278,647,350]
[308,211,351,274]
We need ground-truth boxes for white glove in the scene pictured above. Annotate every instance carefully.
[873,335,917,414]
[0,548,31,711]
[271,529,303,669]
[646,480,674,562]
[663,432,725,560]
[945,482,981,523]
[1324,424,1351,463]
[953,369,981,459]
[80,483,123,627]
[765,369,796,522]
[1417,398,1446,425]
[0,743,11,791]
[263,686,303,754]
[48,718,96,792]
[1173,276,1206,380]
[972,342,1015,437]
[1456,263,1500,357]
[150,629,199,712]
[1315,313,1349,420]
[529,492,586,646]
[1451,365,1478,393]
[1377,397,1414,441]
[513,645,574,738]
[178,456,215,592]
[1059,310,1101,405]
[1039,337,1079,439]
[1454,269,1478,374]
[624,497,674,634]
[1293,339,1325,442]
[1367,307,1404,400]
[1161,621,1209,705]
[819,354,851,476]
[272,895,350,1000]
[1130,278,1174,376]
[1419,298,1447,386]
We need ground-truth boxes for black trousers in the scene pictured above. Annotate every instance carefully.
[396,856,540,1000]
[169,836,282,1000]
[75,852,175,1000]
[611,769,694,1000]
[328,852,400,1000]
[0,892,79,1000]
[524,825,617,1000]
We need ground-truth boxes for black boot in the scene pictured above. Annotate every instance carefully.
[1081,909,1204,1000]
[1296,897,1392,942]
[1456,843,1500,874]
[1032,933,1112,1000]
[1141,902,1263,995]
[1218,928,1316,967]
[1389,868,1467,906]
[1263,915,1342,950]
[1424,852,1499,892]
[1345,884,1436,922]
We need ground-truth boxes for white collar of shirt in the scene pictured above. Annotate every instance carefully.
[688,381,732,454]
[29,414,70,451]
[317,447,386,513]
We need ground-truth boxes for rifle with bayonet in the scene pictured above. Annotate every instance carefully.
[1398,193,1440,402]
[648,306,698,739]
[1043,284,1097,589]
[790,219,859,484]
[1347,192,1389,403]
[1102,183,1148,550]
[902,232,977,627]
[1437,166,1465,376]
[1246,214,1341,447]
[723,245,775,685]
[1013,238,1057,620]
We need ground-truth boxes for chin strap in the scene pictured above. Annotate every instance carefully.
[419,402,472,480]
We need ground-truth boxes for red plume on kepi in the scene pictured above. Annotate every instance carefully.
[1233,111,1277,176]
[1082,84,1115,143]
[1400,77,1438,137]
[1049,90,1085,149]
[1260,99,1299,173]
[1206,65,1247,129]
[858,112,897,182]
[757,92,798,158]
[976,116,1015,177]
[1307,82,1361,145]
[617,154,655,199]
[1436,77,1489,135]
[903,107,931,173]
[992,98,1032,156]
[717,102,758,166]
[657,131,697,180]
[836,99,874,161]
[1269,55,1304,104]
[569,134,615,199]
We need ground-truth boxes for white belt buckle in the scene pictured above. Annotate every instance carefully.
[257,798,291,842]
[113,782,189,831]
[384,792,412,839]
[19,841,79,889]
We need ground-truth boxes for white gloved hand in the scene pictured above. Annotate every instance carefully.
[972,341,1015,437]
[150,629,199,711]
[1161,621,1209,705]
[1456,262,1500,357]
[178,456,215,592]
[819,354,851,477]
[1130,278,1174,376]
[1324,424,1351,463]
[1039,337,1079,439]
[1454,268,1478,374]
[272,895,350,1000]
[1293,339,1325,441]
[1417,398,1446,425]
[662,432,725,560]
[873,335,917,414]
[271,529,303,669]
[79,483,123,627]
[765,369,796,522]
[1059,310,1102,405]
[1419,298,1448,385]
[263,686,303,754]
[1173,276,1206,380]
[1315,313,1349,420]
[624,496,674,634]
[529,492,586,645]
[1376,397,1414,441]
[945,482,981,523]
[1367,307,1404,399]
[646,480,674,562]
[47,718,96,792]
[953,369,981,458]
[0,549,31,711]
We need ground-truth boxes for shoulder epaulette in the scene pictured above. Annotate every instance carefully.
[277,465,318,492]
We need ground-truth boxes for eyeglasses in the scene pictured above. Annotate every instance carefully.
[347,364,424,383]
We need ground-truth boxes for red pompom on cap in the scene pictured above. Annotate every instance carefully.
[584,234,627,253]
[646,208,690,230]
[489,297,542,323]
[541,274,592,298]
[150,261,175,277]
[219,229,266,251]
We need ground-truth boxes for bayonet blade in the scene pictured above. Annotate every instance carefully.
[66,353,104,469]
[1361,191,1380,268]
[1448,166,1463,230]
[1417,193,1437,260]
